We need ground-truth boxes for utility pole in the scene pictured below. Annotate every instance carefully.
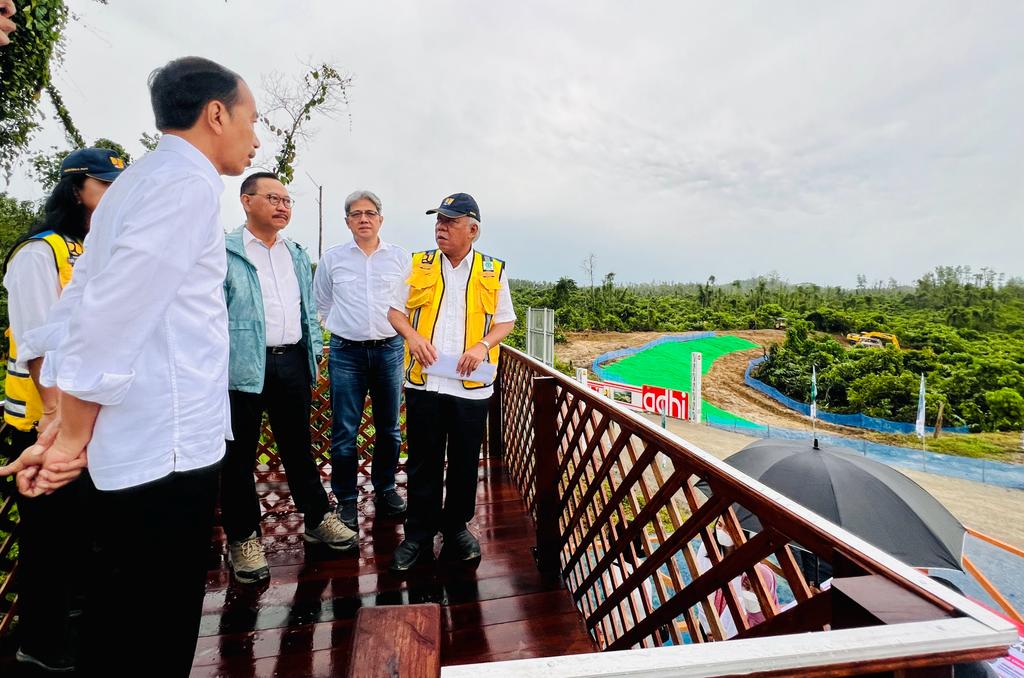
[306,172,324,259]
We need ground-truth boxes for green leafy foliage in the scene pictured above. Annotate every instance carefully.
[749,268,1024,432]
[0,0,70,178]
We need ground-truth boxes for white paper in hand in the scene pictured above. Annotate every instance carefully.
[422,353,497,384]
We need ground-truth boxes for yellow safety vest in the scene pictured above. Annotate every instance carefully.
[3,231,82,431]
[403,249,505,389]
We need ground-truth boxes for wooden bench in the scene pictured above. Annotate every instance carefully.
[346,603,442,678]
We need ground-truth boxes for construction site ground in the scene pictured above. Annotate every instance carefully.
[560,330,1024,459]
[557,330,1024,548]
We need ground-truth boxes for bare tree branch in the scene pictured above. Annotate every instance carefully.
[259,61,352,184]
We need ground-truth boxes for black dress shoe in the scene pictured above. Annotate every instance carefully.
[337,500,358,530]
[16,648,75,672]
[375,489,407,517]
[391,539,433,572]
[440,529,481,561]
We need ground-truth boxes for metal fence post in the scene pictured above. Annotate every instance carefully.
[531,376,561,574]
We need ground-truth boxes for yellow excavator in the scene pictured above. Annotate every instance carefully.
[846,331,901,350]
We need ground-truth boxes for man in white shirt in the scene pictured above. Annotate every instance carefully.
[222,172,356,585]
[1,56,260,675]
[314,190,409,530]
[386,193,516,571]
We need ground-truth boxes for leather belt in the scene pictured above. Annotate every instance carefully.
[267,344,300,355]
[333,335,395,348]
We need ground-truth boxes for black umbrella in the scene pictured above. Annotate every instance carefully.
[711,439,965,572]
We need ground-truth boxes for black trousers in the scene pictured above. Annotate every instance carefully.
[79,461,220,677]
[404,390,490,543]
[221,346,330,542]
[3,427,86,659]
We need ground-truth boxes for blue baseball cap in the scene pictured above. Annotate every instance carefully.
[61,147,127,182]
[426,192,480,222]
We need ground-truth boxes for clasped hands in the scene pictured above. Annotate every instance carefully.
[0,417,88,498]
[408,336,488,377]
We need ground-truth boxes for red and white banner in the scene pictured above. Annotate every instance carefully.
[641,385,689,419]
[585,378,690,420]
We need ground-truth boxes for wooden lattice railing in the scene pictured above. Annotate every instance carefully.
[254,357,408,479]
[0,351,410,638]
[0,475,18,639]
[496,345,1014,663]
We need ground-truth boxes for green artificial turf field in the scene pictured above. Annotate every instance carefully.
[601,335,764,428]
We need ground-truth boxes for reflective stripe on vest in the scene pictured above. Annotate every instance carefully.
[3,231,80,431]
[402,249,504,389]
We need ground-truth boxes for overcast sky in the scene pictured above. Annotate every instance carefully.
[5,1,1022,286]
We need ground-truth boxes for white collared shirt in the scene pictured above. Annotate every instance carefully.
[242,227,302,346]
[390,248,516,400]
[28,134,230,491]
[3,240,62,372]
[314,238,408,341]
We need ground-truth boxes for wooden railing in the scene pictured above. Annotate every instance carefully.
[0,353,408,638]
[2,346,1018,677]
[0,477,17,639]
[494,346,1017,672]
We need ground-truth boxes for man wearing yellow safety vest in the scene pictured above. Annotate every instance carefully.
[2,147,125,671]
[386,193,516,572]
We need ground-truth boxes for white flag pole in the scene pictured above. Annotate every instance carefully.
[915,373,927,451]
[811,365,818,449]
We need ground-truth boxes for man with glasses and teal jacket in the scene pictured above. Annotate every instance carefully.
[222,171,357,584]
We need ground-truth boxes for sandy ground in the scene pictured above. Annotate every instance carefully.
[646,415,1024,549]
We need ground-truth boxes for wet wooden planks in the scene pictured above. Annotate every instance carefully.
[193,458,595,676]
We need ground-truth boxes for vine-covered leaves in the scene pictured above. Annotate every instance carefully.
[0,0,69,178]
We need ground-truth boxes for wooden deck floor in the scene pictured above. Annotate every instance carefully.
[190,457,595,676]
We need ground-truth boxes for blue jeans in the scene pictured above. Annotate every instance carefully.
[328,334,404,502]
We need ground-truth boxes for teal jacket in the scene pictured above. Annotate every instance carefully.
[224,226,322,393]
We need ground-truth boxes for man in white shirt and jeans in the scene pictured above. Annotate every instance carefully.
[1,56,260,675]
[221,172,357,585]
[314,190,409,530]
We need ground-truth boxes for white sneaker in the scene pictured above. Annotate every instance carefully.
[228,532,270,583]
[304,512,358,551]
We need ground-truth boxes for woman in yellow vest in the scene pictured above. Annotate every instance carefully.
[1,147,124,671]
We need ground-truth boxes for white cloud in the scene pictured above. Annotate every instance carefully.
[4,0,1022,286]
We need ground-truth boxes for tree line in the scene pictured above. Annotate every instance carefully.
[507,265,1024,432]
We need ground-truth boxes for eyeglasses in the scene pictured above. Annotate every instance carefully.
[245,193,295,209]
[347,210,380,219]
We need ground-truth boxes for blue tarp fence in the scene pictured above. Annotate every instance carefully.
[744,357,970,435]
[591,331,716,382]
[703,418,1024,489]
